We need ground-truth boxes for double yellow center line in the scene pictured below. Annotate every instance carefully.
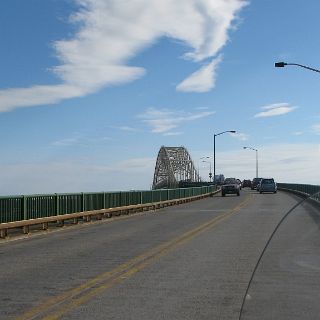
[16,194,252,320]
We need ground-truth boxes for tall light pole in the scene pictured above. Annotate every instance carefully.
[275,62,320,73]
[213,130,236,185]
[200,156,211,181]
[243,146,258,178]
[202,160,212,182]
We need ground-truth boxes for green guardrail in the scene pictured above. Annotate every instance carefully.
[0,186,216,224]
[277,183,320,202]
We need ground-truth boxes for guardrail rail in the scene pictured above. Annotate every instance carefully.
[0,186,217,238]
[277,183,320,202]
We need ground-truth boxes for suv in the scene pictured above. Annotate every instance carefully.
[242,179,252,188]
[251,178,262,190]
[221,178,240,197]
[259,178,277,193]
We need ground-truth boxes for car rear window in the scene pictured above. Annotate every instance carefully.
[262,179,274,184]
[224,178,236,184]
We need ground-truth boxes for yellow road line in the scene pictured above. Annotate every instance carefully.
[16,194,252,320]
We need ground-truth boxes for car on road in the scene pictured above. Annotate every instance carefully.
[251,177,262,190]
[242,179,252,188]
[221,178,240,197]
[259,178,277,193]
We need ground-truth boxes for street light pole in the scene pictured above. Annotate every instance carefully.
[213,130,236,185]
[200,156,211,181]
[201,160,212,182]
[243,146,258,178]
[275,62,320,74]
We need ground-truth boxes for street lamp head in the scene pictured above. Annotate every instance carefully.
[230,130,236,133]
[275,62,287,68]
[275,61,320,73]
[243,146,247,149]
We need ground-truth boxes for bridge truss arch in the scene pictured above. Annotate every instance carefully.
[152,146,200,189]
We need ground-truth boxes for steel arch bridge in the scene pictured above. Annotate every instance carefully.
[152,146,200,189]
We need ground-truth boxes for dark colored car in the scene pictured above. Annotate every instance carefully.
[259,178,277,193]
[242,179,252,188]
[251,178,262,190]
[221,178,240,197]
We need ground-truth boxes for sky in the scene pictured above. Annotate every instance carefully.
[0,0,320,195]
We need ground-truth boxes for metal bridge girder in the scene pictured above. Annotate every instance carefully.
[152,146,200,189]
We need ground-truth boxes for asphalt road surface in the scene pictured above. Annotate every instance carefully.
[0,189,319,320]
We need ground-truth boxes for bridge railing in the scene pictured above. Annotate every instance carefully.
[0,186,216,224]
[277,183,320,202]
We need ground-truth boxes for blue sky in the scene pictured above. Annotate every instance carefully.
[0,0,320,195]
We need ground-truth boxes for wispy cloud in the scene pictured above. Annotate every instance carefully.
[52,134,112,147]
[230,132,249,141]
[0,0,247,112]
[163,132,183,136]
[111,126,139,132]
[176,55,222,92]
[254,103,297,118]
[139,107,215,134]
[52,137,82,147]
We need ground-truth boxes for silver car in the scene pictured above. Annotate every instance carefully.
[259,178,277,194]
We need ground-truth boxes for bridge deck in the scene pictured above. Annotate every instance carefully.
[0,189,319,319]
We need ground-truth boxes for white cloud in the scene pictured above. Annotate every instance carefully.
[112,126,139,132]
[0,84,88,112]
[0,0,247,112]
[230,132,249,141]
[52,137,82,147]
[52,134,112,147]
[139,107,215,134]
[254,103,297,118]
[163,132,183,136]
[292,131,304,136]
[176,55,222,92]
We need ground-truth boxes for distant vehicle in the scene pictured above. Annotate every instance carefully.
[221,178,240,197]
[214,174,225,185]
[259,178,277,193]
[236,179,242,190]
[251,178,262,190]
[242,179,252,188]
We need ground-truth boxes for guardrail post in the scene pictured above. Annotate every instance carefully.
[23,196,27,220]
[0,229,7,238]
[82,192,85,212]
[23,225,29,234]
[55,194,59,215]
